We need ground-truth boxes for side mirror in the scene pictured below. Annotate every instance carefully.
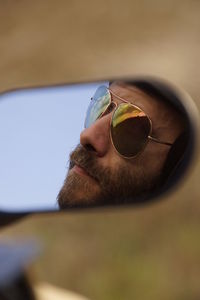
[0,76,198,219]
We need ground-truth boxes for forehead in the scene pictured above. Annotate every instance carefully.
[109,82,174,121]
[109,81,166,116]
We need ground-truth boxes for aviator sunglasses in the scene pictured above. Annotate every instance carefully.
[84,85,173,158]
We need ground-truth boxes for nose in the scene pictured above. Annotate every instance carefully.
[80,114,111,157]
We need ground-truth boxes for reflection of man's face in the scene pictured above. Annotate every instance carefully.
[58,82,184,208]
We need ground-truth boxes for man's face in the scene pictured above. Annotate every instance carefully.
[58,82,183,208]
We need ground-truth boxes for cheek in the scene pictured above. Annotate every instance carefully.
[99,144,128,171]
[98,137,170,178]
[134,142,170,176]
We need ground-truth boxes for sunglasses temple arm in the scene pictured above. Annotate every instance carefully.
[148,136,173,146]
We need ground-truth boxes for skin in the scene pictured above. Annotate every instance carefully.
[57,81,185,208]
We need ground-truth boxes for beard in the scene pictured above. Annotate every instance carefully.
[57,145,157,209]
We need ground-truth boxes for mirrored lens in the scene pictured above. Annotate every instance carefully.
[111,104,151,157]
[84,86,111,128]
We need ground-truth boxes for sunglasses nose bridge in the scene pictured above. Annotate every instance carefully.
[101,101,117,118]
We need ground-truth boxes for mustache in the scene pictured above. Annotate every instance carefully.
[69,145,110,185]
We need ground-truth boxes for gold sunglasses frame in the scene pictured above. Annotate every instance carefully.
[88,86,173,159]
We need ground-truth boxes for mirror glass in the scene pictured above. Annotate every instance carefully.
[0,78,196,212]
[0,82,102,212]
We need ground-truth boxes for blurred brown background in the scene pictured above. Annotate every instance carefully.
[0,0,200,299]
